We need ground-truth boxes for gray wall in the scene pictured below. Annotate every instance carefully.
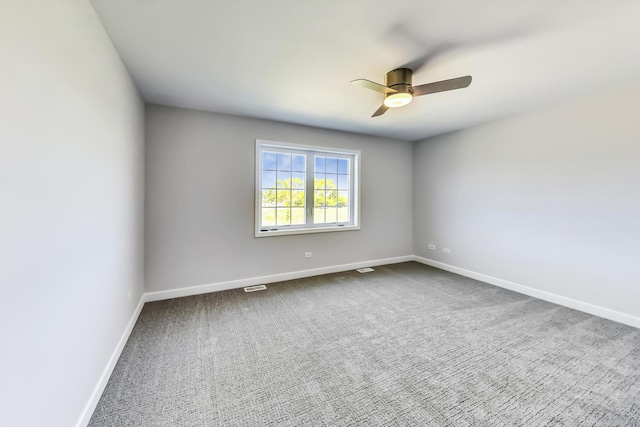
[413,82,640,319]
[145,105,413,292]
[0,2,145,426]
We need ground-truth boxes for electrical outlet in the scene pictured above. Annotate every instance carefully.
[305,252,312,258]
[442,248,451,254]
[428,244,436,250]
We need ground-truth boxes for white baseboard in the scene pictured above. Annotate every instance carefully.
[76,294,146,427]
[412,255,640,329]
[145,255,414,302]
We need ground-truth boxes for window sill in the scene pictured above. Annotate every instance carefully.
[255,224,360,238]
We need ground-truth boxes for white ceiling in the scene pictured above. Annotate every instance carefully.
[91,0,640,141]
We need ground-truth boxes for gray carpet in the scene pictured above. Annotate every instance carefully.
[89,262,640,426]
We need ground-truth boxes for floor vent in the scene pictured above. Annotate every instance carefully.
[244,285,267,292]
[356,267,375,273]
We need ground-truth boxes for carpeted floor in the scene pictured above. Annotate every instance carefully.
[89,262,640,426]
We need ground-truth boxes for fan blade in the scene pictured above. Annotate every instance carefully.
[352,79,397,94]
[413,76,472,97]
[372,104,389,117]
[398,44,453,74]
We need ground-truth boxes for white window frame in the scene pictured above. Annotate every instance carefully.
[255,139,360,237]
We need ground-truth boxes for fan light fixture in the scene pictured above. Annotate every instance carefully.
[351,68,472,117]
[384,92,412,108]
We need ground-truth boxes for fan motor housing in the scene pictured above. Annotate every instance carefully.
[385,68,413,94]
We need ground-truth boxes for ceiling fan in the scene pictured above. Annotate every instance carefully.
[351,68,472,117]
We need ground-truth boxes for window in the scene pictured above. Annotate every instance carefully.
[255,139,360,237]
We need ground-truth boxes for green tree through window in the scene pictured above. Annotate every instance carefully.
[261,177,348,224]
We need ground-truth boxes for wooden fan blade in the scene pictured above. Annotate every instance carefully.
[352,79,398,94]
[372,104,389,117]
[413,76,472,97]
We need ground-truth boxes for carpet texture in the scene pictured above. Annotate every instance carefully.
[89,262,640,426]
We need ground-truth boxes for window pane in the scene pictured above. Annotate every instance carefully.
[325,174,338,189]
[261,208,276,226]
[314,156,325,173]
[291,172,305,188]
[314,190,325,207]
[263,151,277,170]
[314,174,325,189]
[338,191,349,207]
[262,171,276,188]
[292,154,305,172]
[292,190,305,207]
[277,190,291,207]
[325,157,338,173]
[325,189,337,206]
[276,208,290,225]
[338,158,349,174]
[338,207,350,222]
[277,153,291,170]
[276,171,291,188]
[314,207,325,224]
[337,174,349,190]
[262,189,276,207]
[291,208,305,225]
[325,207,337,223]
